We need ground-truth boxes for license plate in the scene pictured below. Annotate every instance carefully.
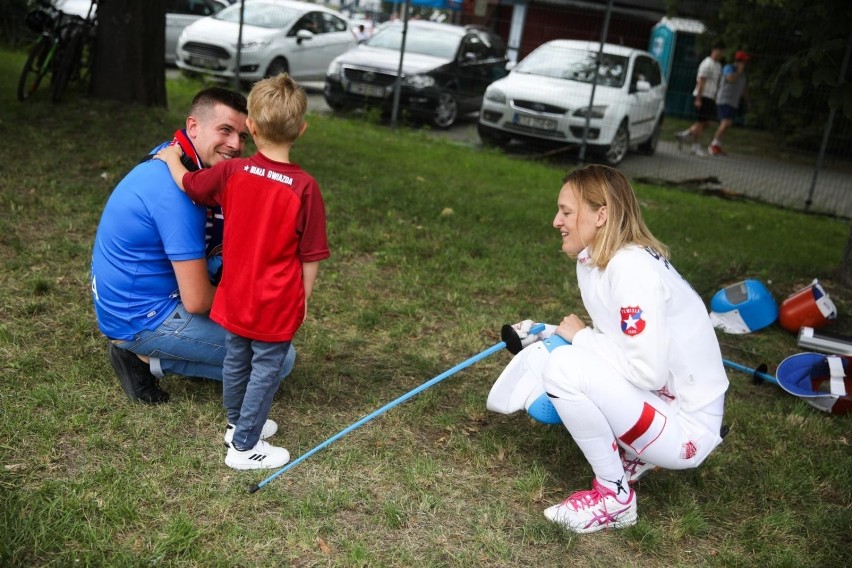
[349,82,386,98]
[515,114,557,131]
[188,55,218,70]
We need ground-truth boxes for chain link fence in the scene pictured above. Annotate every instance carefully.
[459,1,852,219]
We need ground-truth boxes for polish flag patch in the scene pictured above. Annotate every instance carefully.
[620,306,646,336]
[619,402,666,455]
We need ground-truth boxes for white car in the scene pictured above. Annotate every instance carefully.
[54,0,227,65]
[477,40,666,165]
[176,0,355,84]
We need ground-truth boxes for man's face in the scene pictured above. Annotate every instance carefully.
[186,103,249,167]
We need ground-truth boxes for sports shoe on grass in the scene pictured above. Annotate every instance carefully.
[708,143,726,156]
[223,419,278,447]
[675,131,690,151]
[621,452,659,485]
[225,439,290,470]
[691,146,707,157]
[107,343,169,404]
[544,479,637,534]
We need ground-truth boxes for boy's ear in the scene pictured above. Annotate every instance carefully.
[246,117,258,137]
[299,122,308,137]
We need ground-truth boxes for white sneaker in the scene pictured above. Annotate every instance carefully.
[621,452,659,485]
[225,439,290,470]
[675,131,690,151]
[223,419,278,447]
[691,146,707,157]
[544,479,637,534]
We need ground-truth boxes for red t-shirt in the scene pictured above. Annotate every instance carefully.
[182,152,329,342]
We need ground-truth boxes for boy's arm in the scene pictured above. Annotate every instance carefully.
[154,145,189,190]
[302,261,319,302]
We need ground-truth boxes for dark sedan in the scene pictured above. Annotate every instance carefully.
[324,20,508,128]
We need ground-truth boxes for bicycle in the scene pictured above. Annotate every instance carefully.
[17,0,98,103]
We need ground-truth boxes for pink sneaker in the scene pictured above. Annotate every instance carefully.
[543,479,637,533]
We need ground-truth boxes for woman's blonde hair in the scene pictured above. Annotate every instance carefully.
[247,73,307,144]
[564,164,668,269]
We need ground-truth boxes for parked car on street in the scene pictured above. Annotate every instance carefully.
[55,0,227,65]
[324,21,508,128]
[477,39,666,165]
[176,0,355,84]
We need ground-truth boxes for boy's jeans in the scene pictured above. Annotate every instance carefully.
[115,303,296,383]
[223,332,292,451]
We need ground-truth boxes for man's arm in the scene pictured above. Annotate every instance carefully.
[173,259,215,314]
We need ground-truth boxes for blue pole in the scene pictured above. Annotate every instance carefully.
[723,358,778,385]
[249,325,545,493]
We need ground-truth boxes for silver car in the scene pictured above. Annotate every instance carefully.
[54,0,227,65]
[176,0,355,83]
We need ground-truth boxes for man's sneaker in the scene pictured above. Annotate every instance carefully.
[223,419,278,447]
[107,343,169,404]
[225,439,290,470]
[621,452,659,485]
[675,131,690,151]
[691,146,707,157]
[708,143,726,156]
[543,479,637,534]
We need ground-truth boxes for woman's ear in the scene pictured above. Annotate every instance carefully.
[596,205,608,227]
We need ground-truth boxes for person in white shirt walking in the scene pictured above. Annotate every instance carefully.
[676,43,725,157]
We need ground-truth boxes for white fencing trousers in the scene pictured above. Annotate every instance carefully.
[542,346,725,478]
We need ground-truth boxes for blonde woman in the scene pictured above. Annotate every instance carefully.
[519,165,729,533]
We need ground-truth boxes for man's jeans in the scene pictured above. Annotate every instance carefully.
[114,303,296,382]
[223,332,292,450]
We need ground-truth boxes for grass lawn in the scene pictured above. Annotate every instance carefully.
[1,48,851,567]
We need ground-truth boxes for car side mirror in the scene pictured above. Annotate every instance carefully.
[296,29,314,44]
[635,79,650,92]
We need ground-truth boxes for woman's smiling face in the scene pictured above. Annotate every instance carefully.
[552,182,607,257]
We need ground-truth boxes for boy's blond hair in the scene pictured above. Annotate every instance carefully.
[247,73,307,144]
[564,164,669,269]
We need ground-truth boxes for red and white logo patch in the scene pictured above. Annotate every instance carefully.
[681,441,697,460]
[620,306,646,336]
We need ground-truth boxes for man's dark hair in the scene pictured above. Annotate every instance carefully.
[189,87,248,117]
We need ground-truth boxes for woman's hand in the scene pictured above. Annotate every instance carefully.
[556,314,587,343]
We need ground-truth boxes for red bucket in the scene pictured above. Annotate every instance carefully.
[779,279,837,333]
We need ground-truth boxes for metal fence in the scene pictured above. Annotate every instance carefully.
[457,1,852,219]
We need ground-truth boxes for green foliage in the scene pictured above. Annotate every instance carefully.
[705,0,852,153]
[1,46,851,566]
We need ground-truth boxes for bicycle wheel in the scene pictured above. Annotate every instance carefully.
[51,29,84,103]
[17,36,54,102]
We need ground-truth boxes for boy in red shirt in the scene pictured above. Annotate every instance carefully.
[156,74,329,470]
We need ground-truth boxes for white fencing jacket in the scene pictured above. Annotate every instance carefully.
[572,246,729,413]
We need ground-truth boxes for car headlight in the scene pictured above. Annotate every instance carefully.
[485,88,506,104]
[573,105,607,119]
[235,39,272,50]
[327,60,342,79]
[403,74,434,89]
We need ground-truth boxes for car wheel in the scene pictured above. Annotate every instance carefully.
[265,57,289,78]
[600,120,629,166]
[432,92,458,129]
[638,117,662,155]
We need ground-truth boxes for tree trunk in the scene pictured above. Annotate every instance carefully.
[839,226,852,287]
[90,0,166,107]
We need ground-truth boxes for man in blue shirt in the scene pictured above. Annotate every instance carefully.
[91,87,295,404]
